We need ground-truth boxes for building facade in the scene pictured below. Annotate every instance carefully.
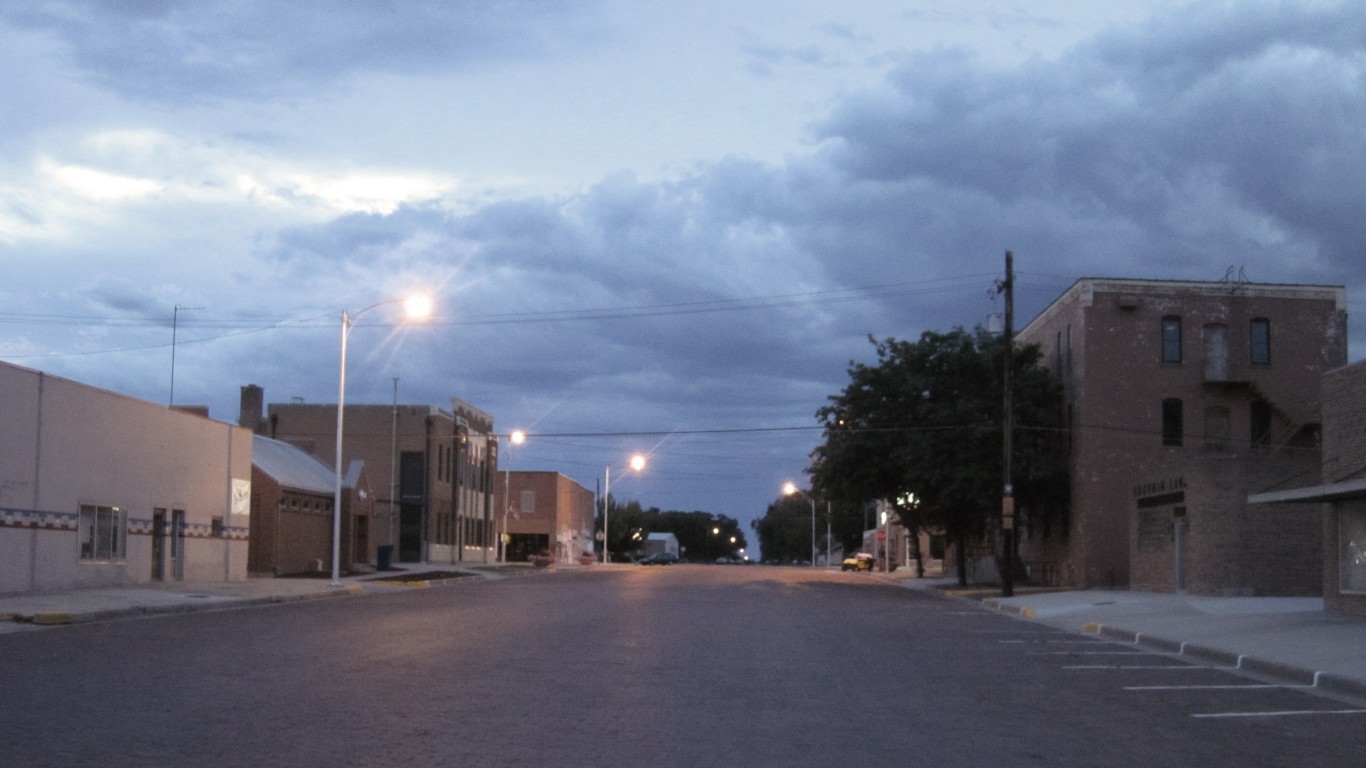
[1249,360,1366,615]
[1017,278,1347,594]
[249,435,373,576]
[495,471,596,563]
[1,361,252,593]
[247,387,499,567]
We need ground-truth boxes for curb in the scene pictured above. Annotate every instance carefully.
[8,583,364,626]
[1078,621,1366,706]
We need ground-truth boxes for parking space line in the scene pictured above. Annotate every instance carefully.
[1063,664,1211,670]
[1193,709,1366,719]
[1126,683,1312,691]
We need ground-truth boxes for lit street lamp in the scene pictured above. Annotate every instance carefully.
[782,481,817,567]
[603,453,646,563]
[500,429,526,563]
[332,295,432,586]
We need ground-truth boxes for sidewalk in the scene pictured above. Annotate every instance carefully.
[0,563,544,630]
[898,577,1366,705]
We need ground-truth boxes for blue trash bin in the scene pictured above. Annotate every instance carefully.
[377,545,393,571]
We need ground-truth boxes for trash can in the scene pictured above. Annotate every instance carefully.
[377,545,394,571]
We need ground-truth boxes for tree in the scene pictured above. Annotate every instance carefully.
[752,494,813,564]
[810,327,1066,585]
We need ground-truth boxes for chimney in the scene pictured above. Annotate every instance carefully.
[239,385,265,433]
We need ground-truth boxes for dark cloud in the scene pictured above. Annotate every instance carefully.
[0,0,606,103]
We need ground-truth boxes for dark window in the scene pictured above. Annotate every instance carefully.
[1162,398,1184,446]
[1251,399,1273,445]
[1161,316,1182,363]
[1250,318,1271,365]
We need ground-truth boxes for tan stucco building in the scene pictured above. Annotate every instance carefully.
[1,361,252,593]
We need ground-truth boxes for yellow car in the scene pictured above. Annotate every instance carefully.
[841,553,875,572]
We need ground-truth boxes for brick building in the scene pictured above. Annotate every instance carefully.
[243,386,499,567]
[1017,278,1347,594]
[1249,360,1366,615]
[248,434,373,576]
[494,471,596,563]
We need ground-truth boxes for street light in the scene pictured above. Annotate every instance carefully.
[603,453,646,564]
[500,429,526,563]
[332,295,432,586]
[783,481,817,567]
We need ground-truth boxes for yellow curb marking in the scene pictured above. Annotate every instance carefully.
[1082,622,1102,634]
[1020,607,1038,619]
[369,580,430,588]
[32,612,73,625]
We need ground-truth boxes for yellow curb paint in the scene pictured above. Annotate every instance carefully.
[345,585,364,595]
[370,580,430,588]
[1020,607,1038,619]
[1082,622,1102,634]
[32,612,73,625]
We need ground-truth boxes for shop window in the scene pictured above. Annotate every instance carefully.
[79,504,127,561]
[1341,503,1366,594]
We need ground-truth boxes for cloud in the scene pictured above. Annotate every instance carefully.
[0,0,606,103]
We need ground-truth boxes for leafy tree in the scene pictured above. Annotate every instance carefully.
[809,327,1066,585]
[596,502,749,562]
[752,494,814,564]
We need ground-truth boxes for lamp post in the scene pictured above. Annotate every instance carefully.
[500,429,525,563]
[782,482,817,567]
[603,453,646,564]
[332,295,432,586]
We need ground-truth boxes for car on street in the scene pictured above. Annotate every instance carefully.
[842,553,875,572]
[640,552,680,565]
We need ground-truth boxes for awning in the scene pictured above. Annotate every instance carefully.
[1247,476,1366,505]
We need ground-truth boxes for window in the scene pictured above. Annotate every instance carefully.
[79,504,127,560]
[1341,502,1366,595]
[1162,398,1184,447]
[1161,316,1182,363]
[1251,399,1273,445]
[1250,318,1271,365]
[1203,406,1230,451]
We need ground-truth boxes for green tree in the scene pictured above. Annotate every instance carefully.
[810,327,1066,585]
[752,494,814,564]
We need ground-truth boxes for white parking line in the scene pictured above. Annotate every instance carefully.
[1064,664,1210,670]
[1126,683,1312,691]
[1193,709,1366,719]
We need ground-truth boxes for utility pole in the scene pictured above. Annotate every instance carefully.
[1001,250,1015,598]
[169,304,203,405]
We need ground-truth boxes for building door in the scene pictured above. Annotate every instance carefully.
[1204,324,1229,381]
[151,509,166,581]
[170,509,186,581]
[399,503,423,562]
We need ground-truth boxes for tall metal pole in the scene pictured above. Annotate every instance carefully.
[390,377,399,552]
[603,465,611,564]
[1002,250,1016,598]
[332,309,351,587]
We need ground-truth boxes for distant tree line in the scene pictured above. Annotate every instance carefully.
[596,499,749,562]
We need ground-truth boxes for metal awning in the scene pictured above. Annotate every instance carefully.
[1247,476,1366,505]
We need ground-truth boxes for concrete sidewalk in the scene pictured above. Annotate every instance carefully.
[898,578,1366,705]
[0,564,543,630]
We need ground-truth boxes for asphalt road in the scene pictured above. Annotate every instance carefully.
[1,566,1363,767]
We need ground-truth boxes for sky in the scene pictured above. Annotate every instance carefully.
[3,0,1365,555]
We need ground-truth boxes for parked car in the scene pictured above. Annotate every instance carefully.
[842,553,875,572]
[640,552,679,565]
